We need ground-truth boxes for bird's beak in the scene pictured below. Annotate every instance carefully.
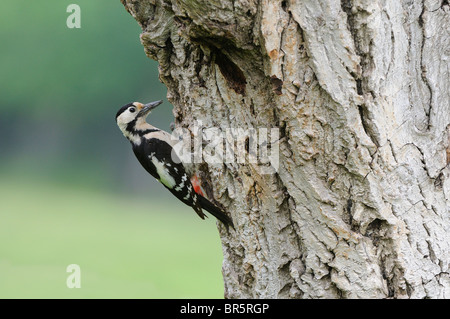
[138,100,163,118]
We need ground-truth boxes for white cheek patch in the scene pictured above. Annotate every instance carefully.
[117,111,135,126]
[150,156,176,188]
[117,113,141,145]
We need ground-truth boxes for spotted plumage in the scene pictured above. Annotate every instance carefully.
[116,101,233,227]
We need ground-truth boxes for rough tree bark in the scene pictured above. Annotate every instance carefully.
[121,0,450,298]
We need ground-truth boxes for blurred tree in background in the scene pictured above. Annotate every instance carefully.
[0,1,224,298]
[0,0,172,193]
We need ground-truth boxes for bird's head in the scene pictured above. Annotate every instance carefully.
[116,100,162,137]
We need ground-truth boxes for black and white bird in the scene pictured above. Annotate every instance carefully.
[115,100,233,228]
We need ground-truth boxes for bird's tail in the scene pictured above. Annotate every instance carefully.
[198,195,234,229]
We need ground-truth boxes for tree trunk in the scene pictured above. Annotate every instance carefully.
[121,0,450,298]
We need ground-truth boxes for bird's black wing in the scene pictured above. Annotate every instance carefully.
[132,137,206,218]
[132,136,234,227]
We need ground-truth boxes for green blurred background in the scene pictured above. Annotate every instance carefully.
[0,0,224,298]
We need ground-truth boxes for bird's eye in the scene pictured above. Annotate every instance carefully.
[129,107,136,113]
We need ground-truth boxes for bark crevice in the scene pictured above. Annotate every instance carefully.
[122,0,450,299]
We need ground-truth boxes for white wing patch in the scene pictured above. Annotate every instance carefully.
[174,173,188,192]
[150,156,176,188]
[183,184,193,200]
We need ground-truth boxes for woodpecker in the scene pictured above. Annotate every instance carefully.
[115,100,233,228]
